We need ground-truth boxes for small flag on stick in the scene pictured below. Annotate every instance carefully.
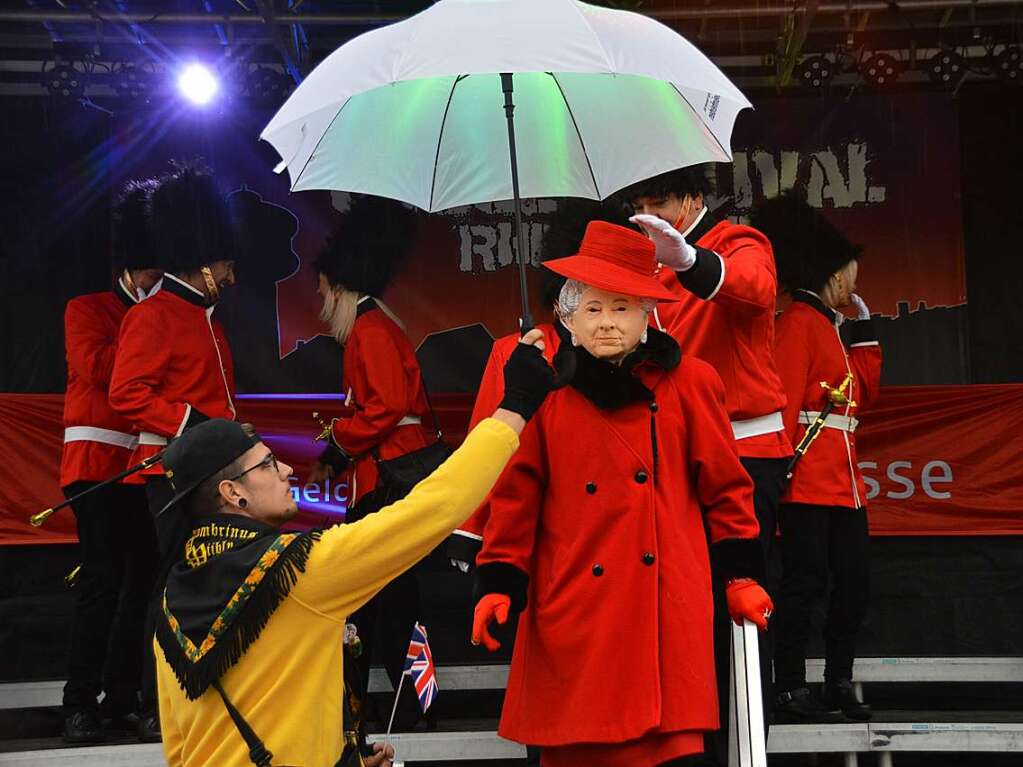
[404,622,438,712]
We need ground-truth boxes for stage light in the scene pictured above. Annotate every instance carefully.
[114,61,156,102]
[927,49,965,87]
[861,53,901,87]
[44,63,85,101]
[245,66,293,104]
[795,55,833,90]
[993,45,1023,86]
[177,63,218,105]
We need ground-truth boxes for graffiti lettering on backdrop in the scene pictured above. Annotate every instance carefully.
[726,142,888,211]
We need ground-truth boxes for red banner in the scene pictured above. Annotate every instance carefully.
[2,385,1021,545]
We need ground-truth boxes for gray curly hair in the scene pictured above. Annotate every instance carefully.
[557,279,657,318]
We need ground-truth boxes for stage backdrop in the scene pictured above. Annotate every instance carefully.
[2,384,1022,545]
[2,90,967,395]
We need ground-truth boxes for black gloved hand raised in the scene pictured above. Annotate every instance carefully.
[318,441,350,473]
[498,337,555,422]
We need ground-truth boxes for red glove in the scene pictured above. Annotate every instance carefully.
[471,593,511,651]
[726,578,774,631]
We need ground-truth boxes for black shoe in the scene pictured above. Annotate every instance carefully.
[137,714,162,743]
[63,710,106,743]
[823,679,872,721]
[774,687,845,723]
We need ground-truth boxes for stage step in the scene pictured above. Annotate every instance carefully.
[4,657,1021,711]
[2,717,1023,764]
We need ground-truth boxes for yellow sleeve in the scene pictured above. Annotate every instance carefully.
[291,418,520,620]
[156,643,185,766]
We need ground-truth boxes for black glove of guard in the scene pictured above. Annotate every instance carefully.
[498,343,555,422]
[318,441,351,474]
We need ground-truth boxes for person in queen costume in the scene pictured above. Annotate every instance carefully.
[471,221,773,767]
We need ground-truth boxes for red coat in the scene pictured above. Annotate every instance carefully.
[329,298,430,506]
[109,275,236,478]
[654,211,791,459]
[775,291,882,509]
[448,322,563,559]
[475,331,762,746]
[60,281,139,487]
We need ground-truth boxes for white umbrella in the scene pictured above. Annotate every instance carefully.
[261,0,751,323]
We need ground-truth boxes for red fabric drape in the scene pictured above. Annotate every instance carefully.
[2,386,1021,544]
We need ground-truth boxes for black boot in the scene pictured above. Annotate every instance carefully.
[823,679,872,721]
[137,714,162,743]
[63,710,106,743]
[774,687,845,724]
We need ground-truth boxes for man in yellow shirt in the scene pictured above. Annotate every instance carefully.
[154,330,553,767]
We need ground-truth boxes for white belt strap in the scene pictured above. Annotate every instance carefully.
[139,432,169,447]
[798,411,858,433]
[397,416,422,427]
[63,427,136,450]
[731,411,784,441]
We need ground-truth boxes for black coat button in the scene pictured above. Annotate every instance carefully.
[585,482,597,494]
[635,470,648,484]
[649,402,659,413]
[642,552,655,565]
[592,564,604,577]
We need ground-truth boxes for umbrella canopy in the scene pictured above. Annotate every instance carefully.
[261,0,751,212]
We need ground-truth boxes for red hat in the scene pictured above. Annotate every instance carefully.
[543,221,679,303]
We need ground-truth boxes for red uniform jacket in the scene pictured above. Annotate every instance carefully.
[475,330,762,746]
[109,275,236,478]
[60,280,140,487]
[447,322,564,561]
[654,209,791,459]
[329,298,430,507]
[775,291,882,509]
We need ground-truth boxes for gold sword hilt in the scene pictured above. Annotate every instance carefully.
[819,372,857,409]
[312,411,332,442]
[65,564,81,588]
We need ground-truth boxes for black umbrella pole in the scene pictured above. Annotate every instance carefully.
[501,72,534,334]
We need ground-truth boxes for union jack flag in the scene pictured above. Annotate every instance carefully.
[403,622,438,712]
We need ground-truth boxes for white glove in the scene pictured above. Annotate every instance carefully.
[849,293,871,320]
[450,558,470,573]
[629,214,697,272]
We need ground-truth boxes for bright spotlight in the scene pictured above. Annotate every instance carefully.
[177,64,218,105]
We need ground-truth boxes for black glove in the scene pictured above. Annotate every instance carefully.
[498,343,555,422]
[184,407,210,431]
[318,441,351,473]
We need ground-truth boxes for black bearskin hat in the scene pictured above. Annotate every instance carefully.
[540,198,631,306]
[750,190,862,294]
[149,160,239,276]
[616,164,715,206]
[314,195,418,297]
[111,178,160,273]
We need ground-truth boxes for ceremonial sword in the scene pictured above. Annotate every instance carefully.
[784,372,856,481]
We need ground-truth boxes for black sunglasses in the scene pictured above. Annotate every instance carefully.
[229,452,279,482]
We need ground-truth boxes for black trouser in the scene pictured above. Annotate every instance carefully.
[62,481,159,717]
[346,487,426,728]
[773,503,870,692]
[139,475,189,717]
[705,456,787,766]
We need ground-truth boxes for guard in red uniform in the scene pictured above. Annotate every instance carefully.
[108,162,239,739]
[623,165,791,759]
[308,196,433,728]
[472,222,772,767]
[447,198,629,568]
[752,191,881,723]
[60,181,163,743]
